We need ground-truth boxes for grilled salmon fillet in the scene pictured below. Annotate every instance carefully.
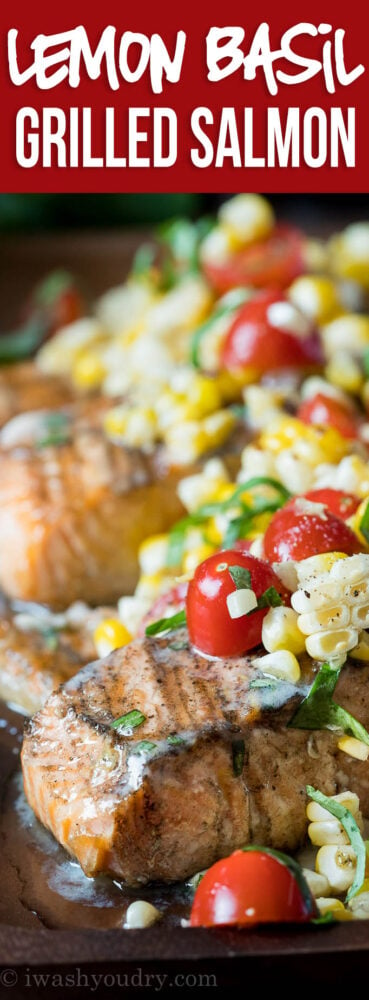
[0,363,75,427]
[21,636,369,885]
[0,601,111,715]
[0,412,187,608]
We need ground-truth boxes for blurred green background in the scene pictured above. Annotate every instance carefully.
[0,194,367,232]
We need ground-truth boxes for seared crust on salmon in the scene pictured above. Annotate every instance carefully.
[21,636,369,885]
[0,363,75,427]
[0,418,186,608]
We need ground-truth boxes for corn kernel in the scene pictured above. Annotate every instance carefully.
[307,791,361,823]
[187,375,222,418]
[323,314,369,357]
[305,627,359,660]
[289,275,343,325]
[329,224,369,289]
[37,318,105,375]
[308,820,349,847]
[337,736,369,761]
[316,845,357,893]
[262,606,306,655]
[260,416,347,465]
[138,535,168,575]
[348,892,369,919]
[316,898,353,920]
[325,351,363,394]
[351,631,369,661]
[219,194,275,247]
[164,421,210,465]
[94,618,132,658]
[72,351,107,390]
[135,573,173,600]
[203,409,236,448]
[252,650,301,683]
[183,544,216,576]
[125,901,162,929]
[302,869,330,898]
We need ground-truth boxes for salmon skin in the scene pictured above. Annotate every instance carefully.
[21,634,369,886]
[0,363,75,427]
[0,409,186,608]
[0,600,111,716]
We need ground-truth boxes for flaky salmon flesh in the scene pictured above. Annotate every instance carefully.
[0,413,186,608]
[21,635,369,886]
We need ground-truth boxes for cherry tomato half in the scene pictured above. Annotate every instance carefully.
[186,551,288,657]
[139,582,188,637]
[263,497,362,564]
[298,393,359,440]
[190,848,317,927]
[203,224,305,294]
[221,291,323,375]
[303,488,360,521]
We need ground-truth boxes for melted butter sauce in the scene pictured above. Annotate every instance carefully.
[0,706,191,931]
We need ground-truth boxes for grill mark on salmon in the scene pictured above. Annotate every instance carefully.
[21,635,369,885]
[0,363,75,428]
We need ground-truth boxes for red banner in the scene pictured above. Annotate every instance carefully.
[0,0,367,191]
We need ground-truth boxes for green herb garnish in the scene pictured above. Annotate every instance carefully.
[36,412,71,449]
[167,734,185,746]
[228,566,252,590]
[130,740,157,756]
[232,739,245,776]
[111,709,146,731]
[191,289,249,368]
[249,677,281,690]
[257,587,284,609]
[145,609,187,637]
[288,662,369,746]
[359,500,369,544]
[131,244,156,277]
[306,785,367,902]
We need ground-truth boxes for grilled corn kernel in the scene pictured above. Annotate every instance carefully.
[94,618,132,657]
[306,791,361,823]
[203,409,236,447]
[135,572,172,600]
[138,535,168,575]
[187,375,222,418]
[316,845,357,893]
[316,898,352,920]
[104,405,157,446]
[323,314,369,357]
[261,606,306,655]
[325,351,363,394]
[72,351,107,389]
[274,451,314,495]
[219,194,275,247]
[308,820,350,847]
[289,275,343,325]
[183,544,216,576]
[177,463,229,513]
[117,595,152,636]
[305,627,358,660]
[125,901,162,929]
[329,223,369,289]
[260,416,347,465]
[351,631,369,661]
[239,445,277,482]
[252,650,301,683]
[348,892,369,919]
[337,736,369,761]
[243,385,284,430]
[164,421,210,465]
[37,317,105,375]
[302,869,330,898]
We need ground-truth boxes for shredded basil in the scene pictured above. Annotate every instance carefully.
[167,734,185,746]
[169,640,188,651]
[359,500,369,544]
[249,677,281,690]
[228,566,252,590]
[145,609,187,637]
[257,587,284,610]
[306,785,367,902]
[191,289,249,368]
[0,319,47,364]
[130,740,157,756]
[232,739,245,777]
[111,709,146,731]
[311,912,336,926]
[288,662,369,746]
[166,514,208,568]
[131,244,156,276]
[36,412,71,449]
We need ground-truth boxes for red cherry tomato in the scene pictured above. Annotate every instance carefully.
[186,551,288,657]
[203,224,305,294]
[139,582,188,637]
[190,848,317,927]
[221,291,323,374]
[263,498,362,564]
[303,488,360,521]
[298,393,358,440]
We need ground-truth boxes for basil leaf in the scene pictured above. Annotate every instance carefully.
[111,709,146,731]
[191,289,249,368]
[130,740,157,756]
[166,514,207,568]
[311,912,336,926]
[167,734,185,746]
[36,412,71,449]
[306,785,366,902]
[0,319,47,364]
[228,566,252,590]
[145,609,187,637]
[131,244,156,276]
[257,587,284,609]
[232,739,245,776]
[288,662,369,746]
[249,678,281,690]
[359,500,369,544]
